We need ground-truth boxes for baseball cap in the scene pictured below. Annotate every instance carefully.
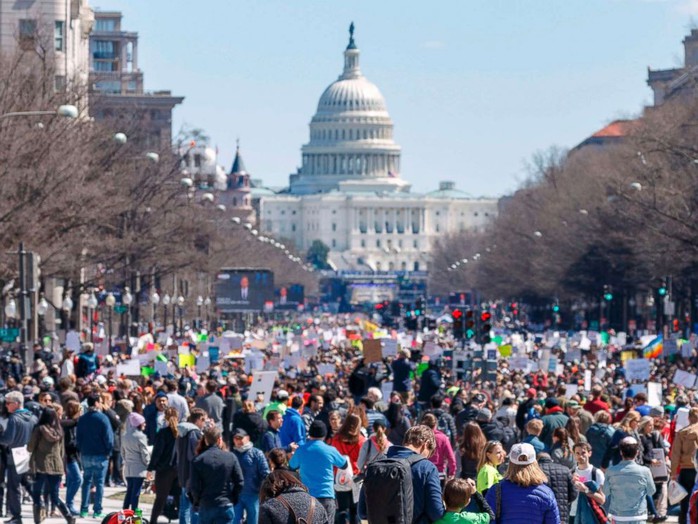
[472,393,487,404]
[277,389,289,400]
[509,443,536,466]
[475,408,492,422]
[233,428,248,438]
[526,388,537,398]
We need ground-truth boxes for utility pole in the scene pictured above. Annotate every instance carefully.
[17,243,29,367]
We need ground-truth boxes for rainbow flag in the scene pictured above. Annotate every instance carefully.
[643,335,663,359]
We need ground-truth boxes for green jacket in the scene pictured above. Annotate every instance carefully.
[434,510,490,524]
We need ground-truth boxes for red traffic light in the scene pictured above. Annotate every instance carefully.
[375,303,384,309]
[480,312,492,322]
[452,309,463,319]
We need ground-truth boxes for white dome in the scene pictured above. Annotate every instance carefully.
[317,77,388,114]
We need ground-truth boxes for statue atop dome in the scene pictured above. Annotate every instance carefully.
[347,22,357,50]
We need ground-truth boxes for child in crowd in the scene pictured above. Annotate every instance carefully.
[435,478,493,524]
[523,419,546,453]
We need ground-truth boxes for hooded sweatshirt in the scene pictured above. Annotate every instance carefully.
[175,422,202,490]
[0,409,37,461]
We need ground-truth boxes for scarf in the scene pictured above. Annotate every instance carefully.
[235,441,254,452]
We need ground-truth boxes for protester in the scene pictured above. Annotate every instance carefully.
[386,400,410,444]
[435,478,493,524]
[280,396,307,448]
[459,422,486,481]
[148,407,180,524]
[536,452,576,524]
[605,410,641,467]
[195,380,225,428]
[190,426,245,524]
[476,441,504,494]
[484,443,560,524]
[603,437,656,523]
[144,390,169,446]
[523,419,545,454]
[28,406,74,524]
[232,428,270,524]
[357,419,392,475]
[421,413,457,481]
[540,398,567,450]
[290,420,348,524]
[584,410,614,468]
[426,394,458,449]
[570,442,606,524]
[176,408,208,524]
[60,400,82,516]
[76,393,113,519]
[120,411,151,512]
[258,469,329,524]
[302,394,324,431]
[670,406,698,524]
[550,427,574,470]
[233,399,268,447]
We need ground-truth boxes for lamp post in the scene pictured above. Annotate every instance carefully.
[36,296,48,340]
[196,296,203,329]
[105,293,115,352]
[122,287,133,338]
[4,297,16,327]
[61,294,73,331]
[204,297,211,328]
[151,291,160,331]
[87,291,98,342]
[162,293,171,334]
[177,295,184,336]
[0,104,78,121]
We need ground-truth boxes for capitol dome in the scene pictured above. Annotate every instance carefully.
[289,24,406,195]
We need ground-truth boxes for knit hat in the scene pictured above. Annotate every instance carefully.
[475,408,492,422]
[509,443,536,466]
[545,398,559,409]
[309,420,328,439]
[649,407,663,417]
[128,412,145,428]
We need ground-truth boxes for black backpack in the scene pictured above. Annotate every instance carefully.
[363,453,425,524]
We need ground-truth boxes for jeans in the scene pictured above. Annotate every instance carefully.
[65,460,82,512]
[679,469,696,524]
[234,492,259,524]
[180,489,199,524]
[318,497,336,524]
[80,455,108,514]
[123,477,144,510]
[31,473,65,510]
[199,504,235,524]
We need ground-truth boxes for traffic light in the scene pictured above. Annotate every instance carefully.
[452,308,464,339]
[673,318,680,332]
[415,297,426,316]
[465,310,475,339]
[603,285,613,302]
[658,281,668,297]
[479,311,492,344]
[552,303,560,313]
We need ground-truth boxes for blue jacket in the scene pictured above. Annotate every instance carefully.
[76,409,114,457]
[0,409,37,453]
[603,460,655,519]
[392,358,415,392]
[585,423,615,468]
[485,479,559,524]
[143,402,159,446]
[359,445,444,524]
[523,435,546,454]
[232,445,270,496]
[279,408,306,447]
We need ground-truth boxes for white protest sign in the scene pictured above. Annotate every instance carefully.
[317,363,336,376]
[248,371,278,406]
[673,369,697,389]
[510,356,530,372]
[625,359,651,382]
[423,342,443,358]
[566,349,582,362]
[196,355,210,373]
[647,382,662,407]
[617,332,627,347]
[682,341,694,358]
[565,384,579,399]
[116,359,140,377]
[584,370,592,391]
[382,339,398,358]
[154,360,168,376]
[578,338,591,351]
[65,331,81,352]
[664,339,678,356]
[381,381,394,402]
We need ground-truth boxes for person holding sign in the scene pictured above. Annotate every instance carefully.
[638,417,668,522]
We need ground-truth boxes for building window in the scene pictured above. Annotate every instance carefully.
[19,19,37,50]
[54,75,66,92]
[398,240,403,248]
[281,210,286,215]
[414,262,420,271]
[95,18,117,32]
[436,224,440,232]
[332,223,337,232]
[93,61,114,72]
[401,262,407,270]
[376,240,381,248]
[193,154,201,167]
[93,40,116,59]
[361,239,366,248]
[332,239,336,248]
[292,210,296,215]
[474,212,479,217]
[54,21,64,51]
[94,80,121,93]
[413,240,418,248]
[291,224,296,232]
[127,81,137,92]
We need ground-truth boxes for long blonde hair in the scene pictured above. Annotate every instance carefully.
[477,440,502,472]
[618,410,640,432]
[505,461,548,487]
[165,407,179,438]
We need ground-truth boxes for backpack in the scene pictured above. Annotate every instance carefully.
[363,453,425,524]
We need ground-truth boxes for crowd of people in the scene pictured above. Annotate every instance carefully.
[0,316,696,524]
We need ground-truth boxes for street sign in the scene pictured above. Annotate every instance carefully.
[0,328,19,343]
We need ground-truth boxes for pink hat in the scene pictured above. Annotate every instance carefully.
[128,412,145,428]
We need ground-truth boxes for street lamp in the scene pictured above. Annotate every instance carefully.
[177,295,185,335]
[122,287,133,338]
[162,293,171,334]
[37,296,48,340]
[0,104,79,121]
[151,291,160,330]
[61,294,73,330]
[105,293,115,352]
[5,298,16,325]
[196,296,203,329]
[204,297,211,327]
[87,291,98,342]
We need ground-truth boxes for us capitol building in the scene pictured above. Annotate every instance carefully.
[260,25,499,274]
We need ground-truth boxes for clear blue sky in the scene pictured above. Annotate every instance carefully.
[96,0,697,197]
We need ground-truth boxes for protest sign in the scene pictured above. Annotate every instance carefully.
[382,339,398,358]
[565,384,579,399]
[248,371,278,406]
[363,339,382,363]
[584,370,592,391]
[381,381,394,402]
[209,346,220,363]
[510,356,530,372]
[625,359,651,382]
[116,359,140,377]
[154,360,168,376]
[196,355,210,373]
[673,369,697,389]
[65,331,81,352]
[647,382,662,407]
[178,353,195,369]
[317,363,336,376]
[424,342,443,358]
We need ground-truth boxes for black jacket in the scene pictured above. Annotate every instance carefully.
[147,426,176,473]
[259,486,329,524]
[61,418,80,464]
[538,455,577,524]
[190,446,244,509]
[455,404,480,435]
[417,367,441,403]
[232,411,267,446]
[103,408,122,453]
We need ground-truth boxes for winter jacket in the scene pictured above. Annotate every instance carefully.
[190,446,244,509]
[670,421,698,477]
[0,409,37,459]
[232,444,270,496]
[232,410,267,446]
[148,426,176,473]
[195,393,225,428]
[76,408,113,457]
[516,398,536,433]
[359,445,444,524]
[28,425,64,475]
[540,408,568,450]
[175,422,202,489]
[143,402,160,446]
[418,367,442,403]
[280,408,307,447]
[391,357,415,392]
[103,407,122,454]
[484,479,560,524]
[61,418,80,464]
[76,352,97,378]
[604,429,643,469]
[425,408,457,448]
[387,416,411,445]
[456,404,481,435]
[550,444,575,471]
[430,429,456,476]
[259,486,329,524]
[523,435,545,454]
[585,423,615,468]
[121,425,150,478]
[538,454,577,524]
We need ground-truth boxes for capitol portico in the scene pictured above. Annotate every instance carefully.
[260,25,498,273]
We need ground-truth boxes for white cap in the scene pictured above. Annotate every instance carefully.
[509,443,536,466]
